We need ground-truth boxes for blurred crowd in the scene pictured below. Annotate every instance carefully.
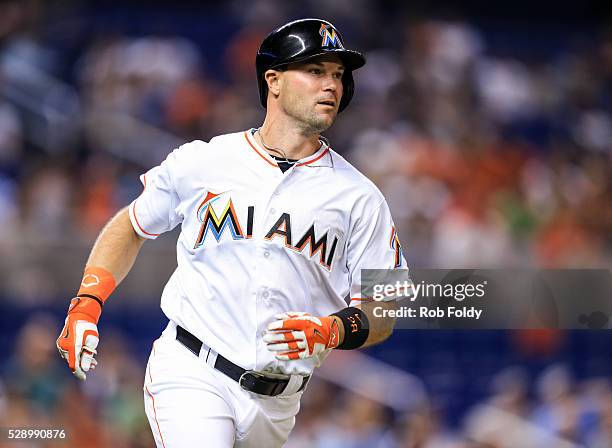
[1,314,151,448]
[0,2,611,273]
[1,1,612,447]
[3,314,612,447]
[289,365,612,448]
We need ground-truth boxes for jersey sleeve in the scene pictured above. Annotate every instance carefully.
[128,147,185,239]
[346,198,410,306]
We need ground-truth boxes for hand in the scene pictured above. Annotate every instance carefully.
[264,311,341,360]
[56,297,100,381]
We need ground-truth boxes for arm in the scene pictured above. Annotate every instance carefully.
[323,299,396,350]
[56,207,146,380]
[58,142,188,378]
[265,197,406,360]
[320,300,397,350]
[86,207,146,282]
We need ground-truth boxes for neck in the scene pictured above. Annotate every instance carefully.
[256,116,322,160]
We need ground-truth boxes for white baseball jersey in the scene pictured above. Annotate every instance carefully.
[129,129,407,376]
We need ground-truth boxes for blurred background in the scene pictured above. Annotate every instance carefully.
[1,0,612,447]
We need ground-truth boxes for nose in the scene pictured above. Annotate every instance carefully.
[322,75,342,97]
[323,76,336,90]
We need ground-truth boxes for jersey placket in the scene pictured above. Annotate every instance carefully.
[243,130,332,370]
[254,167,297,311]
[253,160,306,370]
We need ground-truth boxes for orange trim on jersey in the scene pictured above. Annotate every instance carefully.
[132,200,160,237]
[149,341,157,383]
[244,131,331,168]
[146,385,166,448]
[132,174,160,237]
[297,148,330,166]
[146,340,166,448]
[244,131,278,167]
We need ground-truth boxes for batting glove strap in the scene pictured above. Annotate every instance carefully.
[57,298,101,381]
[331,307,369,350]
[68,296,103,323]
[264,312,341,361]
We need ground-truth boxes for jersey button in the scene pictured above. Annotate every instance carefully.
[270,208,276,214]
[264,251,270,258]
[262,291,270,299]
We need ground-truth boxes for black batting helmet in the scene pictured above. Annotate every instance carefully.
[256,18,366,113]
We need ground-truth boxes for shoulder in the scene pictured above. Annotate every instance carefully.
[176,129,251,152]
[329,148,385,204]
[208,129,252,148]
[173,139,208,156]
[170,130,250,162]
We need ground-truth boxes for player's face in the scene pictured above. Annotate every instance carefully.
[278,55,345,133]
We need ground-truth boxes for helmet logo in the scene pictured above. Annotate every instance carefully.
[319,23,343,48]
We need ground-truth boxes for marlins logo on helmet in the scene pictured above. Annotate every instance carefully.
[319,23,343,48]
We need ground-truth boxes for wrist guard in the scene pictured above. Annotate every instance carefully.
[331,307,369,350]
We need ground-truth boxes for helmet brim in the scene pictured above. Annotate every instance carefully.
[269,49,366,72]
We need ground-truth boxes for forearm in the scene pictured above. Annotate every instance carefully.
[84,207,146,285]
[58,206,145,380]
[358,300,397,347]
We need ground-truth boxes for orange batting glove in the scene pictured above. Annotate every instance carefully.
[264,312,342,360]
[57,266,115,381]
[56,297,100,380]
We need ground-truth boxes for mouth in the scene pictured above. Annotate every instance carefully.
[316,99,336,109]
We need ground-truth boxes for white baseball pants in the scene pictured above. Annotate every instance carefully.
[143,322,303,447]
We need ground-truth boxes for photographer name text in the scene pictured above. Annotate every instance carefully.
[374,306,483,320]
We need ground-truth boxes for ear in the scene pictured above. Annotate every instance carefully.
[265,69,282,97]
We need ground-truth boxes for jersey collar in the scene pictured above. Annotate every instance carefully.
[243,130,332,169]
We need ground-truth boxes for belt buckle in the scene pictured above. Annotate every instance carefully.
[238,370,266,392]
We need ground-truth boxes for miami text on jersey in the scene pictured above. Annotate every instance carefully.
[194,193,340,271]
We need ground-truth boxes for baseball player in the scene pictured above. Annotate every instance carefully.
[56,18,408,447]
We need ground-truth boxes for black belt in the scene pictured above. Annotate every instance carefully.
[175,325,310,396]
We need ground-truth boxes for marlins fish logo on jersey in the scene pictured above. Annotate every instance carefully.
[319,23,343,48]
[194,191,244,249]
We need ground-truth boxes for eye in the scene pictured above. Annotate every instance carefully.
[333,72,344,80]
[309,68,322,75]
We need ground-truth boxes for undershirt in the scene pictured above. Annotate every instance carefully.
[271,155,298,173]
